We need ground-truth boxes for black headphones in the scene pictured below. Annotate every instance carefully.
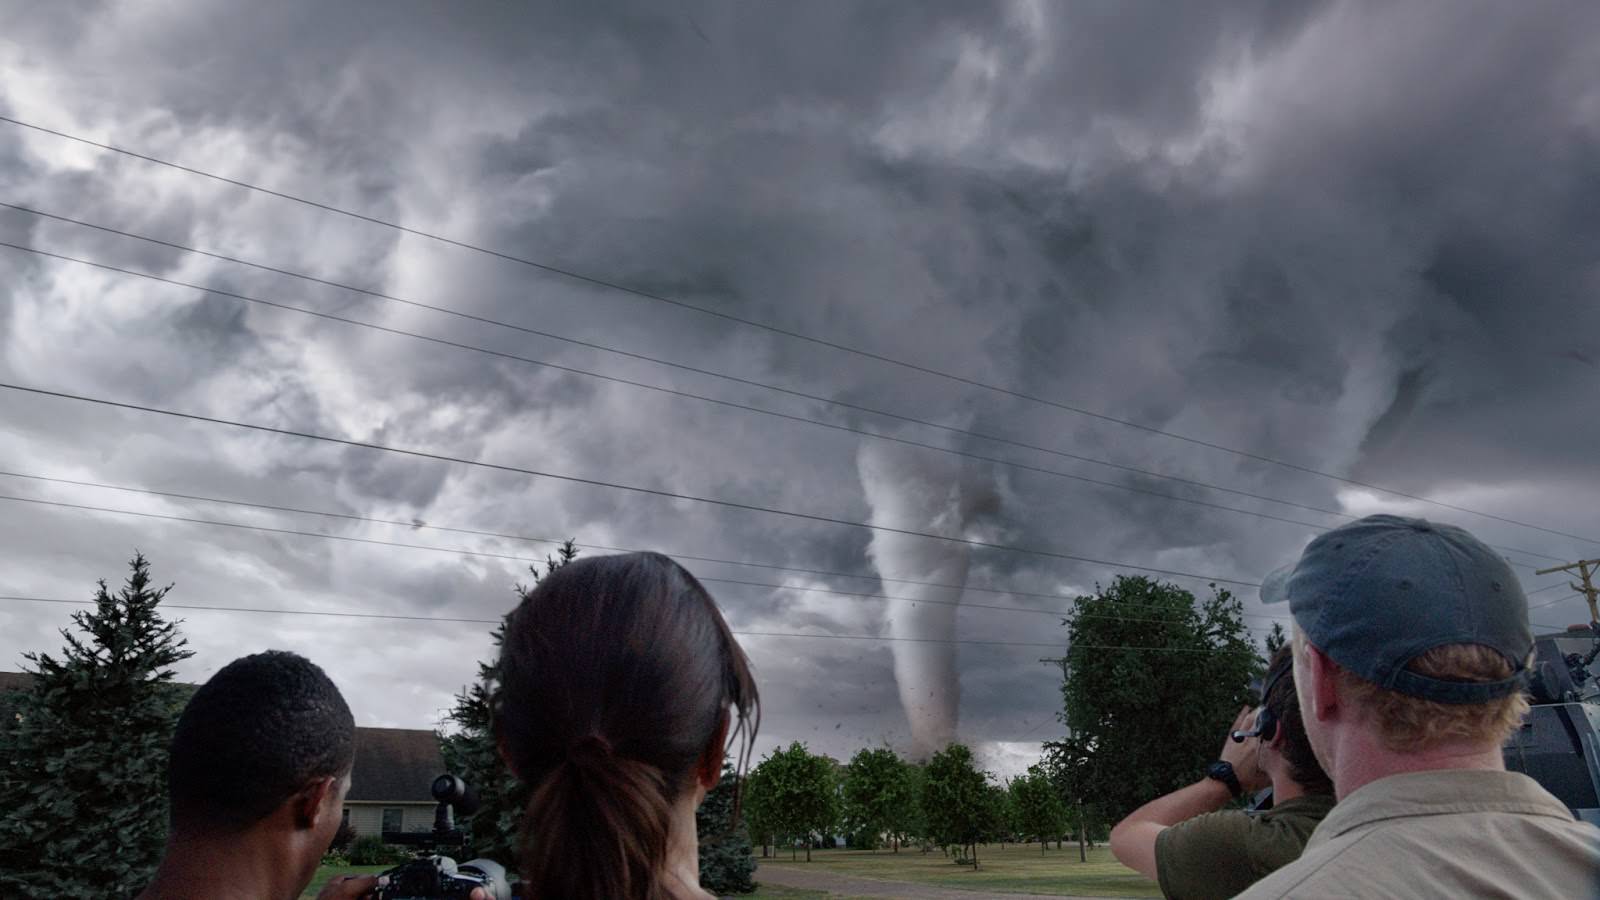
[1231,663,1289,743]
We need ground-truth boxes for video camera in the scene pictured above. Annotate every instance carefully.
[376,774,514,900]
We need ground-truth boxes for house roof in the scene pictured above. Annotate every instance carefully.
[1,672,445,804]
[347,726,447,803]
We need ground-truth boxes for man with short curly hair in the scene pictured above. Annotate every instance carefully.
[137,650,381,900]
[1237,515,1600,899]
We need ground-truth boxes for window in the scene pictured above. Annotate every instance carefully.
[382,808,403,834]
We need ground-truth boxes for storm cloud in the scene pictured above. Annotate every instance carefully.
[2,0,1597,770]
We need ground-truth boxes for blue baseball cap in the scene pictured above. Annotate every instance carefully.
[1261,514,1532,704]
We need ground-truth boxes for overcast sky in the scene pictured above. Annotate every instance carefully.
[2,1,1597,776]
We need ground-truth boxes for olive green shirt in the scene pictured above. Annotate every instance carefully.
[1235,770,1600,899]
[1154,793,1336,900]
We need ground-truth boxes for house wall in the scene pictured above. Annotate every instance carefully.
[344,801,438,840]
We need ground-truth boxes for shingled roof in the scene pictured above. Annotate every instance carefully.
[347,726,446,803]
[1,672,445,804]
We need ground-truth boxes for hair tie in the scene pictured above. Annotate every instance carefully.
[567,732,613,764]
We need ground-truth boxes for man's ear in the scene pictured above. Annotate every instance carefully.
[292,776,340,831]
[1264,720,1289,752]
[697,712,731,790]
[1303,642,1341,723]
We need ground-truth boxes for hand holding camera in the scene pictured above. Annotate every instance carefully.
[1219,705,1271,794]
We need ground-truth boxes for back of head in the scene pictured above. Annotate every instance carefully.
[1265,515,1534,755]
[1260,646,1333,794]
[494,552,759,900]
[169,650,355,832]
[1329,641,1530,753]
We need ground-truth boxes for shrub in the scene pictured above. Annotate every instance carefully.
[348,834,408,865]
[330,820,356,853]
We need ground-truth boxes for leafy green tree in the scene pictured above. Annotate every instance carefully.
[840,745,916,852]
[1048,575,1259,825]
[745,742,838,861]
[697,763,756,894]
[921,743,1001,868]
[1010,763,1068,852]
[0,554,193,898]
[743,764,777,857]
[988,782,1015,847]
[438,540,578,867]
[892,761,930,851]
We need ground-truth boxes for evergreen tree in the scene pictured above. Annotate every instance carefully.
[0,554,192,898]
[696,763,757,894]
[438,540,578,868]
[1264,621,1288,655]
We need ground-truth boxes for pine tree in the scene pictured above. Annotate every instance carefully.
[438,539,578,868]
[696,763,757,894]
[0,554,192,898]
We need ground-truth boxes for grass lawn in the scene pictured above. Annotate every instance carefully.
[746,886,836,899]
[757,844,1162,898]
[305,863,833,900]
[309,846,1154,899]
[299,864,389,899]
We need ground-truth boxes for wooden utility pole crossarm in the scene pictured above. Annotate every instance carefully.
[1533,559,1600,624]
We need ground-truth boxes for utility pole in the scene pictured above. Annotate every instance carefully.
[1534,559,1600,624]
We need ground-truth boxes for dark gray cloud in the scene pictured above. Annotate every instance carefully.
[2,0,1597,772]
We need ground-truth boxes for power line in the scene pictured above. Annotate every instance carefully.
[11,464,1567,621]
[0,234,1354,534]
[0,234,1564,569]
[0,491,1286,630]
[0,595,1063,649]
[0,380,1267,587]
[3,115,1593,547]
[0,594,1268,652]
[0,468,1070,602]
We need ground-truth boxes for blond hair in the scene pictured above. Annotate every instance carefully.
[1326,642,1529,753]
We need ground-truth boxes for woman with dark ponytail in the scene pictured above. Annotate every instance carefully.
[493,552,760,899]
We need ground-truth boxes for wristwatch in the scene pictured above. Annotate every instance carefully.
[1206,760,1244,799]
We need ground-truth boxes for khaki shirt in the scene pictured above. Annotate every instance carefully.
[1155,793,1336,900]
[1236,770,1600,899]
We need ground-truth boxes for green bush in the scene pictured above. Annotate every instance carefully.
[330,819,356,853]
[348,835,408,865]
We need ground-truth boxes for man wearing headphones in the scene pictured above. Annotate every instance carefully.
[1110,647,1335,900]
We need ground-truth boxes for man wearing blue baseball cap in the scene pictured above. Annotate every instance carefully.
[1236,515,1599,899]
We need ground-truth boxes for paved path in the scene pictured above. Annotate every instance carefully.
[753,864,1118,900]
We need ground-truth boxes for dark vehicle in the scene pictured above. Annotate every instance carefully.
[1504,623,1600,826]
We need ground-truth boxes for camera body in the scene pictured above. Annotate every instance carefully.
[374,774,515,900]
[377,855,508,900]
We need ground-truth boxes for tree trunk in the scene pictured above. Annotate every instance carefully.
[1077,801,1088,863]
[971,841,980,869]
[806,841,811,862]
